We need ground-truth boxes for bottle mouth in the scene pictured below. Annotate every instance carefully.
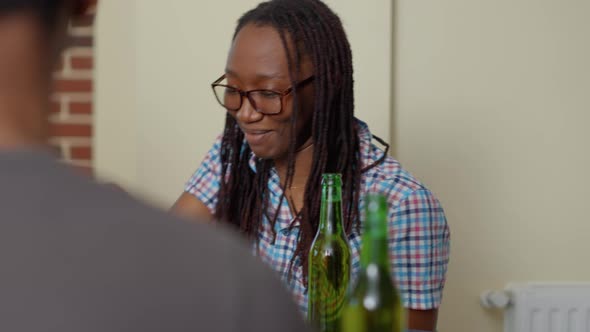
[321,173,342,186]
[365,193,387,212]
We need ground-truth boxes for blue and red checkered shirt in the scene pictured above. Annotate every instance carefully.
[185,119,450,315]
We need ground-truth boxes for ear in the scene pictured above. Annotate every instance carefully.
[73,0,96,16]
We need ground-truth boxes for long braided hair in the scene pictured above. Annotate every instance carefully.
[214,0,387,284]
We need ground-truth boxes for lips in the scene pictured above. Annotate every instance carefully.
[242,129,272,145]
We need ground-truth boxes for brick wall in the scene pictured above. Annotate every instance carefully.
[49,5,96,176]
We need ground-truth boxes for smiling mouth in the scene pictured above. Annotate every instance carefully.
[242,130,272,145]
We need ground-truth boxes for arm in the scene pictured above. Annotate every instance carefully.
[389,188,450,331]
[171,135,223,222]
[171,192,213,222]
[407,309,438,331]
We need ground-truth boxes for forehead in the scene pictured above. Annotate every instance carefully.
[226,24,291,80]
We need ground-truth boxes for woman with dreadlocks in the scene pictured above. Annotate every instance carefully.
[172,0,449,330]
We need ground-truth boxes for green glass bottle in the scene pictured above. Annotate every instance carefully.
[308,173,351,332]
[341,194,403,332]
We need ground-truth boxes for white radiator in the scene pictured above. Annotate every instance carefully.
[481,283,590,332]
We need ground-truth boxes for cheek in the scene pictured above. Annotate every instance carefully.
[273,118,294,139]
[277,95,313,139]
[271,103,295,133]
[269,118,295,151]
[282,94,313,125]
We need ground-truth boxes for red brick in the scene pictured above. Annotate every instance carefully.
[71,56,93,70]
[71,14,95,28]
[70,146,92,160]
[54,56,65,73]
[50,101,61,113]
[70,101,92,114]
[53,79,93,93]
[49,123,92,137]
[66,35,93,47]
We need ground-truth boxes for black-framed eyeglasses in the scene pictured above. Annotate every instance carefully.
[211,74,315,115]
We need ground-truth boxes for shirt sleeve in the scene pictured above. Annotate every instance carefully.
[388,188,450,310]
[184,135,223,215]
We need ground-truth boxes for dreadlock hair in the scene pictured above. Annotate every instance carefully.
[214,0,389,285]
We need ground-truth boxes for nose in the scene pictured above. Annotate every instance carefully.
[235,95,263,123]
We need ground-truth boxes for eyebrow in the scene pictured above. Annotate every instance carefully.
[225,68,287,81]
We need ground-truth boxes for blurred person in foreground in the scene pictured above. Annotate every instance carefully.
[0,1,308,331]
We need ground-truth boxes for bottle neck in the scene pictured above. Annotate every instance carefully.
[319,198,344,235]
[359,227,390,269]
[360,195,390,269]
[318,179,345,235]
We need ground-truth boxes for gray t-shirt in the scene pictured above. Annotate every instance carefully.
[0,150,308,332]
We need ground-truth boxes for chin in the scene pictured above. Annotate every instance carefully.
[249,146,285,161]
[249,147,273,160]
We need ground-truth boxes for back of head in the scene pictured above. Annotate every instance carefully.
[0,0,83,27]
[0,0,91,148]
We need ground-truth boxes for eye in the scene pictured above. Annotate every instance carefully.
[225,87,240,95]
[258,90,281,99]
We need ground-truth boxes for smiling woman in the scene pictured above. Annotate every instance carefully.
[217,24,315,161]
[170,1,450,331]
[94,0,393,205]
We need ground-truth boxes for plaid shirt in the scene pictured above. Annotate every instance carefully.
[186,119,450,315]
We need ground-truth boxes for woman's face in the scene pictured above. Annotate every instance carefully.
[223,23,314,161]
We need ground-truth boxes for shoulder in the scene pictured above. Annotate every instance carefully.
[200,133,250,166]
[1,152,307,331]
[355,119,430,206]
[202,133,224,163]
[362,153,431,205]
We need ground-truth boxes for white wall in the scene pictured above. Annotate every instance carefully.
[395,1,590,331]
[94,0,137,190]
[95,0,392,207]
